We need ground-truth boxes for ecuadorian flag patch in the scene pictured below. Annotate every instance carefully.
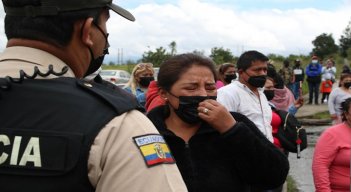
[133,134,175,167]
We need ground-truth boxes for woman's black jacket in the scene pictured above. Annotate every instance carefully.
[147,106,289,192]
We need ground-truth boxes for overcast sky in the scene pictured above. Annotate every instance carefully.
[0,0,350,63]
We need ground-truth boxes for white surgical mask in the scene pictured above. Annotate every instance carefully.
[312,60,318,64]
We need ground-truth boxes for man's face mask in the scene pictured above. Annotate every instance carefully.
[344,82,351,89]
[264,90,275,101]
[311,60,318,64]
[84,22,110,77]
[168,93,217,124]
[139,76,155,87]
[245,71,267,88]
[224,74,237,84]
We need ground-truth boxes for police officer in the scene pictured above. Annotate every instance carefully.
[0,0,187,191]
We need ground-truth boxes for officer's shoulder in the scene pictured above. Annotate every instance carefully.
[76,78,143,114]
[37,77,141,114]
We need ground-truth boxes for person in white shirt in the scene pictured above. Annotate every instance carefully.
[321,59,336,82]
[217,50,273,142]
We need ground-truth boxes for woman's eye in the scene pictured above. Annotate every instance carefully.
[185,86,197,90]
[206,85,216,90]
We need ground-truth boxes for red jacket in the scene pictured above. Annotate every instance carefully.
[145,81,165,112]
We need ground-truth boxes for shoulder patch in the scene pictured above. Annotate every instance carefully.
[133,134,175,167]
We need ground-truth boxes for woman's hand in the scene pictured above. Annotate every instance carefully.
[294,97,304,109]
[198,99,236,133]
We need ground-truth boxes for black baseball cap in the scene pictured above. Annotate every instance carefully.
[3,0,135,21]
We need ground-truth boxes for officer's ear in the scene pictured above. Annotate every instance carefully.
[80,18,94,48]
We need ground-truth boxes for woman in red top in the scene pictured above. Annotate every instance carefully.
[264,76,283,149]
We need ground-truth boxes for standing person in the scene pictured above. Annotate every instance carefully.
[216,63,237,88]
[0,0,187,191]
[147,53,289,192]
[292,59,305,99]
[312,98,351,192]
[320,79,333,104]
[306,55,323,105]
[217,50,273,142]
[320,59,336,104]
[124,63,155,108]
[328,73,351,124]
[321,59,337,83]
[278,59,295,92]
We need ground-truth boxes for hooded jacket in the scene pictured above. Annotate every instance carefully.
[271,86,295,111]
[147,106,290,192]
[145,80,165,112]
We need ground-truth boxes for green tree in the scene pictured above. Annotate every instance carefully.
[339,20,351,58]
[141,46,170,67]
[267,53,285,62]
[311,33,339,59]
[192,49,205,56]
[209,47,235,65]
[169,41,177,56]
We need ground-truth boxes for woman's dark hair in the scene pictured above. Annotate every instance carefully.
[340,98,351,121]
[338,73,351,87]
[236,50,269,71]
[3,0,102,47]
[157,53,217,92]
[341,65,351,74]
[266,63,284,89]
[274,75,285,89]
[267,63,277,79]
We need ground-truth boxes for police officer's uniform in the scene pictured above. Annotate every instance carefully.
[0,46,187,191]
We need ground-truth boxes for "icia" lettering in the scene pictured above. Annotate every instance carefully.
[0,135,42,167]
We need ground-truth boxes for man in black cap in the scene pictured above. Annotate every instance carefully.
[0,0,187,191]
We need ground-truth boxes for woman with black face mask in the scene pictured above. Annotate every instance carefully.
[328,73,351,124]
[124,63,155,108]
[216,63,237,88]
[263,76,287,192]
[146,53,289,192]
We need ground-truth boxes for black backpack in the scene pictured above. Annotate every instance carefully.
[273,109,307,158]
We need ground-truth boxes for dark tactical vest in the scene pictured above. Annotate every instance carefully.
[0,77,140,192]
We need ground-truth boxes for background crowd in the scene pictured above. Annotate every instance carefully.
[0,0,349,191]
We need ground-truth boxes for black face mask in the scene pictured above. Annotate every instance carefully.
[224,74,237,84]
[169,94,217,124]
[139,76,154,87]
[84,23,109,77]
[245,72,266,88]
[264,90,275,101]
[85,50,106,77]
[344,82,351,88]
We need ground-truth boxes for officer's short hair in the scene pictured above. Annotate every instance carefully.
[236,50,269,71]
[2,0,134,47]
